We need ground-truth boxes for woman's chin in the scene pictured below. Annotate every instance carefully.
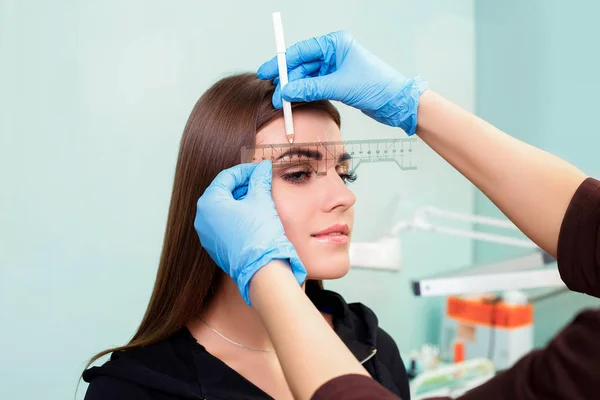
[305,262,351,280]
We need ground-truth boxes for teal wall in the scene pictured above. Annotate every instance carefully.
[474,0,600,347]
[0,1,475,399]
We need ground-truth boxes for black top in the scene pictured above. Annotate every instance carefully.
[312,177,600,400]
[83,289,410,400]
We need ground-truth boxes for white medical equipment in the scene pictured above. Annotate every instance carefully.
[349,206,564,294]
[410,358,496,399]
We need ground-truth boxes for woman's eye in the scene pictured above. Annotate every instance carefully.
[339,172,358,185]
[336,165,357,185]
[282,170,313,184]
[281,168,357,185]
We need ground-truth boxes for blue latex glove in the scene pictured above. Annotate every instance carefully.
[257,31,428,135]
[194,160,307,305]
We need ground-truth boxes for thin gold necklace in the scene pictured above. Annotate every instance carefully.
[200,319,274,353]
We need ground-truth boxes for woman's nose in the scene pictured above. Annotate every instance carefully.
[321,171,356,212]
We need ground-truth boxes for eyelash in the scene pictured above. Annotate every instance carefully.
[281,169,358,185]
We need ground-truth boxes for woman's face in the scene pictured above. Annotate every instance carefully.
[256,109,356,280]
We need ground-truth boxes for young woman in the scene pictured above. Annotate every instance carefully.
[83,73,410,400]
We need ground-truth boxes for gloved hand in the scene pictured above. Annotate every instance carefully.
[257,31,428,135]
[194,160,306,305]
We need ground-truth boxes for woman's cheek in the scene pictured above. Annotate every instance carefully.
[271,184,308,247]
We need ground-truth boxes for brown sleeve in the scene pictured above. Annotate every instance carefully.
[311,375,401,400]
[457,308,600,400]
[311,375,450,400]
[557,177,600,297]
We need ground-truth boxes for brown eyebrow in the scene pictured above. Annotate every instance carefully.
[276,148,351,163]
[338,152,352,163]
[276,148,323,161]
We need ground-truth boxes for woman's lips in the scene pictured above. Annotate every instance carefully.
[312,233,349,245]
[311,224,350,245]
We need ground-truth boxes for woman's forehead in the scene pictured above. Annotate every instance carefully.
[256,110,341,146]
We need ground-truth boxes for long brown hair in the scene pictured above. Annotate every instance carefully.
[87,73,341,366]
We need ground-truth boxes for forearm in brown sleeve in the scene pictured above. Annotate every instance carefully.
[311,375,401,400]
[311,374,452,400]
[557,177,600,297]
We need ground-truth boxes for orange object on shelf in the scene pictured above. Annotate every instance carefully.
[453,340,465,363]
[447,296,533,329]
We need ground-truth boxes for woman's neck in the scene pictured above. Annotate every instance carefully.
[188,275,334,355]
[192,274,276,352]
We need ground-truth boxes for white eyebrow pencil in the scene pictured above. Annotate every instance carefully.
[272,12,295,144]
